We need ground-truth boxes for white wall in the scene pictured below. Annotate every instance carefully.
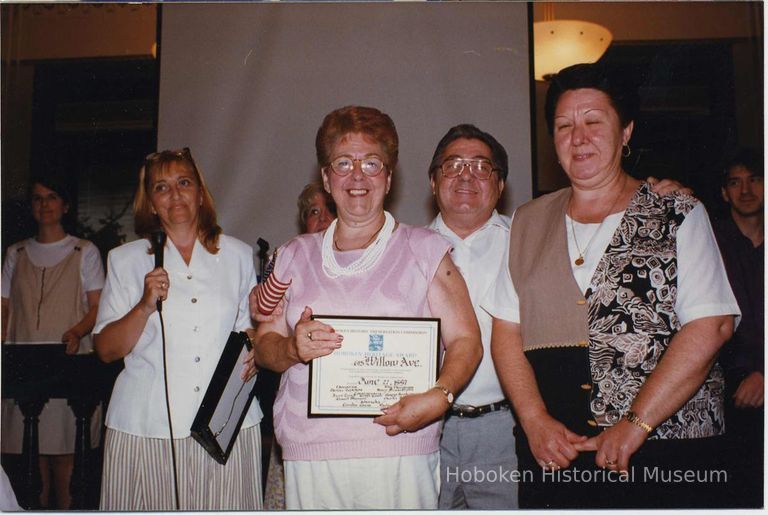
[158,3,532,251]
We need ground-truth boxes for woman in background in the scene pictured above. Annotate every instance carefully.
[1,175,104,509]
[262,181,336,510]
[298,182,336,234]
[94,148,262,510]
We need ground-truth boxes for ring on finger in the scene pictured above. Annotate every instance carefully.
[605,458,617,467]
[308,332,313,341]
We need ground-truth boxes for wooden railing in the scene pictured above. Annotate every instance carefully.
[1,345,121,509]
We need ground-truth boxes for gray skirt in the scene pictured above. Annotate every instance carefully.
[100,425,262,510]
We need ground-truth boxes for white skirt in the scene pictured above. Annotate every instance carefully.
[285,451,440,510]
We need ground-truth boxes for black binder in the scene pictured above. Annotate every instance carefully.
[190,331,257,465]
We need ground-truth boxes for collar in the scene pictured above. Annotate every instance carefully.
[429,210,509,240]
[717,215,765,251]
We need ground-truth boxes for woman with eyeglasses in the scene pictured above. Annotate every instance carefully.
[93,149,262,510]
[1,175,105,509]
[247,105,482,509]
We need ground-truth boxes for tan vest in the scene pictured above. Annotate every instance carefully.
[6,241,87,346]
[508,188,589,351]
[2,240,99,455]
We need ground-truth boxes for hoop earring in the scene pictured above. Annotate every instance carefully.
[622,144,631,158]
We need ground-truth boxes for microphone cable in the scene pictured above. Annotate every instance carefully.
[159,308,181,510]
[152,230,180,510]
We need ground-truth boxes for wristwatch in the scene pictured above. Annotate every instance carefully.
[432,382,454,405]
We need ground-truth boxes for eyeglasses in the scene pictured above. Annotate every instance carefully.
[327,155,386,177]
[438,158,496,180]
[144,147,192,164]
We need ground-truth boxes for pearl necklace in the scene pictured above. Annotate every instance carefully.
[321,211,395,278]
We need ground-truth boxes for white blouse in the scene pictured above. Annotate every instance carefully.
[483,203,740,327]
[94,235,262,438]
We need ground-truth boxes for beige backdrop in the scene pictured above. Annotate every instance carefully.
[157,3,532,253]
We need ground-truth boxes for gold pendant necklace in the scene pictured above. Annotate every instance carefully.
[569,213,594,266]
[569,177,627,266]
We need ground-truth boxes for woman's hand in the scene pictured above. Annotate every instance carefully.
[291,306,342,363]
[523,413,586,470]
[574,419,648,473]
[141,267,169,314]
[61,329,82,354]
[249,283,285,323]
[240,329,259,381]
[373,388,449,435]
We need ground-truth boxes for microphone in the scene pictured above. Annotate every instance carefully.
[256,238,269,283]
[151,231,167,312]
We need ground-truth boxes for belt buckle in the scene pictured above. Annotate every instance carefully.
[454,404,477,418]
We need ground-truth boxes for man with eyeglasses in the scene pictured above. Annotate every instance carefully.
[426,124,518,509]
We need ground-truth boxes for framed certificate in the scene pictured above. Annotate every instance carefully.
[308,316,441,417]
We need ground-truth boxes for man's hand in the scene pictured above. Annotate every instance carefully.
[647,176,693,196]
[734,371,764,408]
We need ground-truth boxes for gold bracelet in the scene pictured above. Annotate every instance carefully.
[624,411,653,433]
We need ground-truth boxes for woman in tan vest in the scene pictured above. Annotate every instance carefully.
[1,176,105,509]
[484,63,741,508]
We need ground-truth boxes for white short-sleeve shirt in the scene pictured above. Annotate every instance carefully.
[483,203,740,327]
[428,211,511,406]
[94,234,262,438]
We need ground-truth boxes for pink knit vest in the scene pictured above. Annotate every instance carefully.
[271,223,450,461]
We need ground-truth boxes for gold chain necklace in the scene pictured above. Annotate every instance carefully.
[333,216,386,252]
[568,177,627,266]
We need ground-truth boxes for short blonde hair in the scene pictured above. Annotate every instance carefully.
[297,182,335,232]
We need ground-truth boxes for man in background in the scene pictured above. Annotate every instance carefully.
[713,148,764,508]
[427,124,518,509]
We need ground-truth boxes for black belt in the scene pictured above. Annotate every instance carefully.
[448,400,510,418]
